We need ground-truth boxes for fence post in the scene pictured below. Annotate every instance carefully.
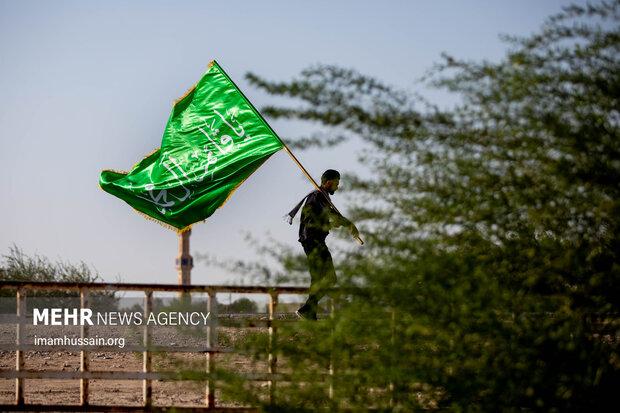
[268,291,278,405]
[143,290,152,408]
[80,288,89,406]
[206,289,217,408]
[328,298,335,402]
[15,288,25,406]
[389,308,395,408]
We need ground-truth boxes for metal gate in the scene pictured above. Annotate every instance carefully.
[0,280,309,412]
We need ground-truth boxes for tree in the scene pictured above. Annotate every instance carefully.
[0,245,103,284]
[213,2,619,410]
[0,245,118,312]
[220,297,259,314]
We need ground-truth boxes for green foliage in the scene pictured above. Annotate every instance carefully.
[0,245,118,311]
[213,2,620,411]
[0,244,103,283]
[220,297,259,314]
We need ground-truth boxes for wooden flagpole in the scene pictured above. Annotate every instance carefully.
[279,145,364,245]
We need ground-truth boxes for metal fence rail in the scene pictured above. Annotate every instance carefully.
[0,280,309,412]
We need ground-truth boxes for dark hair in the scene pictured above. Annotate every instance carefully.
[321,169,340,183]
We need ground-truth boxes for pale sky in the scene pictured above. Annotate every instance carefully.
[0,0,584,288]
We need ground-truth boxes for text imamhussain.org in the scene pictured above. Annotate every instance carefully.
[34,335,126,349]
[33,308,211,326]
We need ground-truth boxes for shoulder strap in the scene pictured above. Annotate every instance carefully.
[284,191,315,225]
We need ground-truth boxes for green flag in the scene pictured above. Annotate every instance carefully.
[99,61,284,231]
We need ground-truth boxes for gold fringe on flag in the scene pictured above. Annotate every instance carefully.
[173,61,215,106]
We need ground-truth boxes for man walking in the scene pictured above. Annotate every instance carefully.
[286,169,360,320]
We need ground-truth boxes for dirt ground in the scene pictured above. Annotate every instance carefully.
[0,324,275,408]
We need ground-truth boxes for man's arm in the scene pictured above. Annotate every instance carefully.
[318,190,362,242]
[328,208,360,238]
[329,210,351,227]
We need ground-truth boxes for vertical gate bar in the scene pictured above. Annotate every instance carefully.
[268,291,278,405]
[80,288,89,406]
[205,289,216,408]
[15,288,25,406]
[389,308,395,407]
[328,298,335,401]
[143,290,152,408]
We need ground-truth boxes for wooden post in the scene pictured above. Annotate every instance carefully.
[268,292,278,405]
[143,291,153,408]
[328,298,335,402]
[15,288,25,406]
[80,288,89,406]
[205,289,216,408]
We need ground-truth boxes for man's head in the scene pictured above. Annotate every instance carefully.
[320,169,340,195]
